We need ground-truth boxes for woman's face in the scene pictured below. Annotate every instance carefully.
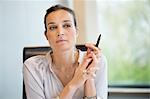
[45,9,78,52]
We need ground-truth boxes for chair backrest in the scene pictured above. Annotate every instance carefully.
[23,45,87,99]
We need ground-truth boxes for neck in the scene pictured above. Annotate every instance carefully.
[52,48,79,69]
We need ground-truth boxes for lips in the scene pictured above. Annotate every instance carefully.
[56,39,67,43]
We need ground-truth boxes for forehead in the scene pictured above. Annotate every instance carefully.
[46,9,74,24]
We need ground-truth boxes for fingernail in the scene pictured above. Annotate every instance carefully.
[92,73,96,77]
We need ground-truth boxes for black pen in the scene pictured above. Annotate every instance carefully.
[87,34,101,67]
[95,34,101,47]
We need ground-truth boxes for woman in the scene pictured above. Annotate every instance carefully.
[23,4,107,99]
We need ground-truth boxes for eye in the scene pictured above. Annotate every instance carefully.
[63,24,71,28]
[49,26,57,31]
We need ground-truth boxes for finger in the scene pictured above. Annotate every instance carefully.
[91,73,96,78]
[86,50,101,60]
[86,52,98,69]
[95,51,102,59]
[86,52,93,58]
[86,71,96,79]
[86,44,102,58]
[91,52,98,64]
[80,58,92,70]
[88,67,100,72]
[85,43,99,52]
[82,70,95,80]
[82,70,90,79]
[87,48,91,55]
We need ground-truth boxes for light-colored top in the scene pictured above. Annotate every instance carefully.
[23,50,108,99]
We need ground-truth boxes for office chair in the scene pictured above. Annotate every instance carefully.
[23,45,87,99]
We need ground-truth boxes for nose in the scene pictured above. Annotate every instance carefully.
[57,32,64,36]
[57,26,64,36]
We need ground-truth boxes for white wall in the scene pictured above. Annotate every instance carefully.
[0,3,2,98]
[0,1,68,99]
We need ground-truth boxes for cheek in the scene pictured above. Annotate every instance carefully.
[46,33,55,43]
[69,29,77,37]
[68,30,77,43]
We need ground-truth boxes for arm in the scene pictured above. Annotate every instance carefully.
[23,63,45,99]
[23,58,77,99]
[84,79,96,99]
[84,52,97,99]
[84,43,108,99]
[84,55,108,99]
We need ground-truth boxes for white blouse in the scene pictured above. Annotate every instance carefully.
[23,50,108,99]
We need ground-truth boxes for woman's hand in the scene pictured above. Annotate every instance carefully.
[69,43,101,89]
[85,43,101,78]
[69,54,93,89]
[84,43,102,98]
[59,43,102,99]
[59,54,93,99]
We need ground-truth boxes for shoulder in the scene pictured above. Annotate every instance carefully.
[100,54,107,67]
[96,54,108,73]
[24,55,49,73]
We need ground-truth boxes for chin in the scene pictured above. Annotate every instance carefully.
[56,44,74,52]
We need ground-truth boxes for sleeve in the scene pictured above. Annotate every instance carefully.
[23,58,45,99]
[95,55,108,99]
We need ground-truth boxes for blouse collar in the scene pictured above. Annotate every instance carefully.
[45,50,85,73]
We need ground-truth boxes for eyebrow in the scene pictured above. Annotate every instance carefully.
[63,20,72,23]
[47,22,55,26]
[47,20,72,26]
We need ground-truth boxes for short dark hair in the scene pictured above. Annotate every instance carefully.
[44,4,77,33]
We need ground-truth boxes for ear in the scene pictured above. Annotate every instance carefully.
[44,31,48,40]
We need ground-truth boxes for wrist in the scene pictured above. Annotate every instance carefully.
[85,79,95,86]
[59,83,76,99]
[84,79,96,97]
[67,82,77,92]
